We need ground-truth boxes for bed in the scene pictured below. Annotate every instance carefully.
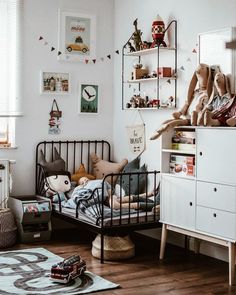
[35,140,160,262]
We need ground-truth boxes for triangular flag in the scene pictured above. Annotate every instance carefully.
[187,57,191,62]
[196,43,198,47]
[100,57,104,62]
[51,47,55,51]
[180,66,185,70]
[115,50,119,54]
[44,41,48,46]
[166,79,171,84]
[39,36,43,40]
[107,55,111,59]
[66,55,70,59]
[58,51,62,56]
[92,59,96,64]
[128,84,131,88]
[192,48,197,53]
[85,59,89,64]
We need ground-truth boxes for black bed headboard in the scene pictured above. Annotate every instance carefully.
[35,140,111,194]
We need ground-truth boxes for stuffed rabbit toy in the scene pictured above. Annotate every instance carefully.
[150,63,212,140]
[203,72,236,126]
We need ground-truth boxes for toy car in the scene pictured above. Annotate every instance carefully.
[51,255,86,284]
[66,43,89,53]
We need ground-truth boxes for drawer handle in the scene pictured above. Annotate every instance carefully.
[199,151,203,156]
[189,202,193,206]
[0,164,5,170]
[213,188,217,192]
[213,213,217,218]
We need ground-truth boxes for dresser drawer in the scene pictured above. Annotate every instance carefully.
[196,206,236,239]
[197,181,236,213]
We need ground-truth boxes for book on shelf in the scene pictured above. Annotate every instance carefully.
[169,162,195,177]
[171,143,196,151]
[170,154,195,165]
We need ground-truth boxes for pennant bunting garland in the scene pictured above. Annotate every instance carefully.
[44,41,48,46]
[192,48,197,53]
[39,36,43,40]
[92,59,96,64]
[167,79,171,84]
[129,84,131,88]
[115,50,119,54]
[187,57,191,62]
[100,57,104,62]
[85,59,89,64]
[180,66,185,70]
[51,47,55,51]
[107,55,111,59]
[57,51,62,56]
[66,55,70,60]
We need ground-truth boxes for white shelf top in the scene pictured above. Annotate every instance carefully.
[126,77,176,83]
[124,47,176,56]
[162,148,196,155]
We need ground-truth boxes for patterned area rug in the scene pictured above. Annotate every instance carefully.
[0,247,119,294]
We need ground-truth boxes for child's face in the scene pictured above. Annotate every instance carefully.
[79,176,89,186]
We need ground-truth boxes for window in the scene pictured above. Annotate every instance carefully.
[0,0,22,148]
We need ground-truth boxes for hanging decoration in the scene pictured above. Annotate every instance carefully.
[49,99,62,135]
[126,111,146,156]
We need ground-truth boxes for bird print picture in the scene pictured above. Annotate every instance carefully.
[79,84,99,114]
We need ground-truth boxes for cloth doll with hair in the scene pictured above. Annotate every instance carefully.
[150,63,213,140]
[203,72,234,126]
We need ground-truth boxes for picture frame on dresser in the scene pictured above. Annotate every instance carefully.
[198,27,236,94]
[40,71,70,95]
[58,9,96,62]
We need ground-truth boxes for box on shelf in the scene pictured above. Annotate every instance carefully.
[170,163,195,177]
[133,68,149,80]
[157,67,172,77]
[170,154,195,165]
[8,195,52,243]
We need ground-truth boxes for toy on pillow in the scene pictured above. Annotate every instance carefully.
[39,147,65,172]
[44,171,71,203]
[91,153,128,185]
[71,163,95,184]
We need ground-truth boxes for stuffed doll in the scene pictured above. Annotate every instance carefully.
[202,72,233,126]
[44,171,71,203]
[150,63,213,140]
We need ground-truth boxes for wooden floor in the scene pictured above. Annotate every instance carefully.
[10,230,236,295]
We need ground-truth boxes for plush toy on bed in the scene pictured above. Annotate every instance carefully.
[202,72,234,126]
[44,171,71,203]
[150,63,213,140]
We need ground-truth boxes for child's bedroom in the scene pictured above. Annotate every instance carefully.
[1,0,236,294]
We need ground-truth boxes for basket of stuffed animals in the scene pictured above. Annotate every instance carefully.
[92,234,135,261]
[0,208,17,248]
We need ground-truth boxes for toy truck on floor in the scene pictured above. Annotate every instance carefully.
[51,255,86,283]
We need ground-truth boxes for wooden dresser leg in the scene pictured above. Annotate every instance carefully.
[159,224,168,260]
[228,242,235,286]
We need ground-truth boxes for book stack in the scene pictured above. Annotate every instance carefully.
[169,154,195,177]
[171,130,196,151]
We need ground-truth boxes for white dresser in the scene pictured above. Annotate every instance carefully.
[160,126,236,285]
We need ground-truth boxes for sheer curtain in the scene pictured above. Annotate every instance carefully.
[0,0,23,117]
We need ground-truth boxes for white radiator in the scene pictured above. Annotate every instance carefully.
[0,160,10,209]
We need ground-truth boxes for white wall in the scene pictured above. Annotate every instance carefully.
[0,0,114,195]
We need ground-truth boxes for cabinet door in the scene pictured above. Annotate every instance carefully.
[161,175,195,230]
[197,129,236,185]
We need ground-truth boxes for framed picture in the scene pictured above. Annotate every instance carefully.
[198,27,236,93]
[40,71,70,94]
[79,83,99,114]
[58,9,96,62]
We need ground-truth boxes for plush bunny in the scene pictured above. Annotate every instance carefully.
[150,64,213,140]
[203,72,235,126]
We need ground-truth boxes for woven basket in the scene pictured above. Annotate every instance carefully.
[0,209,17,249]
[92,234,135,261]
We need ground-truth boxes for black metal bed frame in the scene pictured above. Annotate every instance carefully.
[35,140,160,263]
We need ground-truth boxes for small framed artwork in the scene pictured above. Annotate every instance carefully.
[40,71,70,94]
[79,83,99,114]
[58,9,96,62]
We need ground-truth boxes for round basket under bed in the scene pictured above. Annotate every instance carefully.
[0,208,17,249]
[92,234,135,261]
